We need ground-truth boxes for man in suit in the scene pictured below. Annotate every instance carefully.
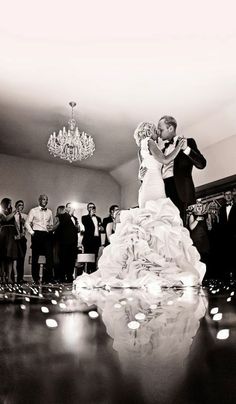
[158,115,207,226]
[217,190,236,280]
[102,204,119,246]
[81,202,103,273]
[56,202,80,283]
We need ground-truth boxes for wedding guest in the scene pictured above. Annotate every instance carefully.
[188,199,210,275]
[14,200,28,284]
[55,202,80,283]
[105,208,120,244]
[81,202,103,273]
[217,190,236,280]
[102,204,119,246]
[52,205,66,282]
[0,198,19,283]
[26,194,54,284]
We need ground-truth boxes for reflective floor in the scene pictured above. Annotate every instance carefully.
[0,281,235,404]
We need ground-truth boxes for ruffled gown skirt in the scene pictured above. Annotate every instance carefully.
[74,198,205,290]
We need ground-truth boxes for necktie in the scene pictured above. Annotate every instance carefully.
[163,139,174,150]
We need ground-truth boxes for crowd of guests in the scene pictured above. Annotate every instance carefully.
[187,190,236,282]
[0,190,235,284]
[0,194,119,284]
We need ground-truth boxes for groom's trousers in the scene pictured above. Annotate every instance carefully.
[164,177,188,227]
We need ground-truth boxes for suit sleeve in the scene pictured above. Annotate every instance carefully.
[82,216,86,226]
[187,138,207,169]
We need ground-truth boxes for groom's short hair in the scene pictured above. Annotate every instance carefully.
[159,116,177,131]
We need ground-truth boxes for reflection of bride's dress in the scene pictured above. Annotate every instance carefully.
[74,138,205,290]
[74,288,207,404]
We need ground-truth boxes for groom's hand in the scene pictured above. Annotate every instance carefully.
[180,138,188,150]
[139,166,147,180]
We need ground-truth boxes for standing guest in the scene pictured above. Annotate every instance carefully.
[217,190,236,281]
[102,205,119,246]
[54,203,80,283]
[14,200,28,284]
[105,208,120,244]
[52,205,66,282]
[25,194,54,284]
[206,200,220,280]
[0,198,20,283]
[188,199,210,272]
[81,202,103,273]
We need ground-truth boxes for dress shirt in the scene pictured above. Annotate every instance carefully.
[26,206,53,235]
[70,215,76,225]
[91,215,99,236]
[226,204,233,220]
[162,136,191,179]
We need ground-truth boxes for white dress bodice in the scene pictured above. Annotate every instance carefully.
[140,138,162,170]
[139,138,166,208]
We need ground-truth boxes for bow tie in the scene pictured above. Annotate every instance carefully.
[163,139,174,149]
[226,202,233,206]
[41,207,47,211]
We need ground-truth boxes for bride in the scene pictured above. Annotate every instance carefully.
[74,122,205,290]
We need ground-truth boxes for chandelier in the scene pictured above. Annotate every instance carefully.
[47,102,95,163]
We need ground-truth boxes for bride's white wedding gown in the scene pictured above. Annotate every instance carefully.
[74,138,205,290]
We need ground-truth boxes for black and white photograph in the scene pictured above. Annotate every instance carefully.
[0,1,236,403]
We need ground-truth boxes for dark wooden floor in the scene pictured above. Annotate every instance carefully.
[0,280,236,404]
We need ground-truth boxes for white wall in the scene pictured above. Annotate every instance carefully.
[111,158,139,209]
[0,153,121,216]
[193,134,236,187]
[111,135,236,208]
[0,153,121,276]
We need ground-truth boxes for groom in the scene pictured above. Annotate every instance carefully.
[158,115,206,225]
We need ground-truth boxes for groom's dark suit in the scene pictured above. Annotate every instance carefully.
[164,138,206,225]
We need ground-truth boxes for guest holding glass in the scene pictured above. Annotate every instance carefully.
[188,199,210,268]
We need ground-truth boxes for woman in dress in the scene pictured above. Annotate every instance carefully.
[188,199,210,265]
[105,209,120,244]
[0,198,20,283]
[74,122,205,290]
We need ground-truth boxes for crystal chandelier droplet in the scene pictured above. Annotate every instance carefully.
[47,102,95,163]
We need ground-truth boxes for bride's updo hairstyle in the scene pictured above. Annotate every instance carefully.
[134,121,157,146]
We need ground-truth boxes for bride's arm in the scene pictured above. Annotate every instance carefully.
[138,148,143,165]
[148,139,184,165]
[138,148,147,180]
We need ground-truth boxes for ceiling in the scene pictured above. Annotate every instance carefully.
[1,0,236,172]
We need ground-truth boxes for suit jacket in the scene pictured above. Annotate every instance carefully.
[56,212,79,245]
[82,214,102,246]
[218,203,236,237]
[173,138,206,205]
